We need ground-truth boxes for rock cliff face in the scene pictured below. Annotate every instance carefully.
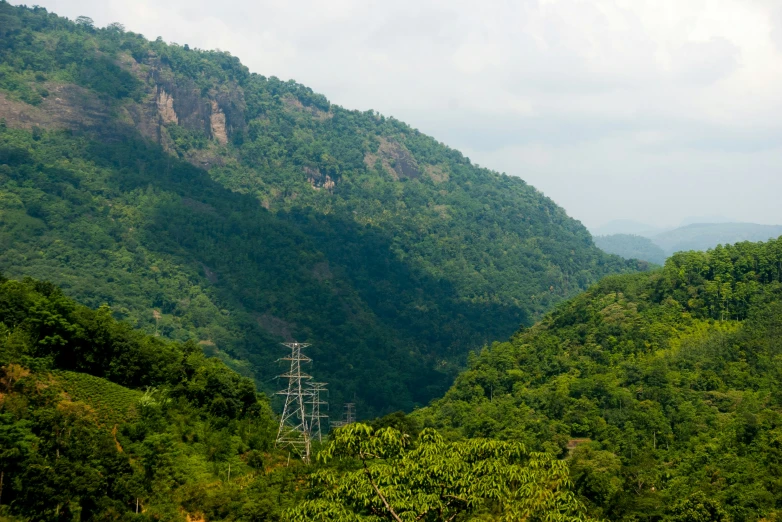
[156,88,178,124]
[209,99,228,144]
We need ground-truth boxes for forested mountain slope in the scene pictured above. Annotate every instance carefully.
[0,2,639,415]
[0,275,298,521]
[416,237,782,520]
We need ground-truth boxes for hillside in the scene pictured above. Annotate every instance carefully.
[0,275,297,520]
[652,223,782,255]
[0,2,639,415]
[594,234,667,265]
[415,237,782,520]
[0,275,593,521]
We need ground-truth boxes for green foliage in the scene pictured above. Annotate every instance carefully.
[416,238,782,520]
[0,275,294,521]
[0,1,641,416]
[287,423,589,521]
[668,493,730,522]
[52,370,143,425]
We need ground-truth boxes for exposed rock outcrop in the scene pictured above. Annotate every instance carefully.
[156,88,177,124]
[305,166,335,191]
[364,137,421,180]
[209,100,228,144]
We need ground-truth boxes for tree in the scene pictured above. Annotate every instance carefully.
[668,492,729,522]
[0,413,35,506]
[74,15,94,27]
[286,423,588,522]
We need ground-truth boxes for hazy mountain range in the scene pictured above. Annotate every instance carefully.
[593,220,782,264]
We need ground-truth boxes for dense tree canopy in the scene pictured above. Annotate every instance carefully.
[288,423,589,522]
[0,275,298,521]
[416,237,782,520]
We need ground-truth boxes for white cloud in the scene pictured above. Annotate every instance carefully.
[21,0,782,228]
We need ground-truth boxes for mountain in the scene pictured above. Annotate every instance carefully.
[415,237,782,520]
[0,2,640,416]
[678,214,734,227]
[591,219,665,237]
[652,222,782,255]
[593,234,667,265]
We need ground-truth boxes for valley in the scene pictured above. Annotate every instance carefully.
[1,2,781,521]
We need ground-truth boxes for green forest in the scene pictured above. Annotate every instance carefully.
[3,2,782,521]
[0,274,592,521]
[0,1,640,417]
[416,238,782,520]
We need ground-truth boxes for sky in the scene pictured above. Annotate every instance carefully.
[19,0,782,230]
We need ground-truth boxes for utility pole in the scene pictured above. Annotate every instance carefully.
[275,342,312,463]
[306,381,328,443]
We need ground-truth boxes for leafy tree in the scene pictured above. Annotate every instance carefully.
[668,492,730,522]
[288,423,588,521]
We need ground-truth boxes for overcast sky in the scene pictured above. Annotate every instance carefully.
[20,0,782,230]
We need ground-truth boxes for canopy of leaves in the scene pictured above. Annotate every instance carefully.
[287,423,589,522]
[416,237,782,521]
[0,275,299,521]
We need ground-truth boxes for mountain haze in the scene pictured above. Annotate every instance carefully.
[652,223,782,255]
[593,234,667,266]
[0,3,640,416]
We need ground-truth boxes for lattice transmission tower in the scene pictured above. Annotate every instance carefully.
[275,342,312,462]
[331,402,356,429]
[306,382,328,443]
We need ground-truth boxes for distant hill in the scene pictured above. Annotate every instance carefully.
[593,234,666,265]
[591,219,665,237]
[678,214,734,226]
[652,223,782,254]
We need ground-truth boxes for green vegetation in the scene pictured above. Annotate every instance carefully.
[0,1,640,416]
[0,274,303,521]
[0,275,588,521]
[594,234,667,265]
[52,370,143,425]
[288,423,589,521]
[416,237,782,520]
[7,3,782,520]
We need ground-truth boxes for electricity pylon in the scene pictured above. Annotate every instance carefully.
[275,342,312,463]
[344,402,356,424]
[331,402,356,428]
[306,381,328,443]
